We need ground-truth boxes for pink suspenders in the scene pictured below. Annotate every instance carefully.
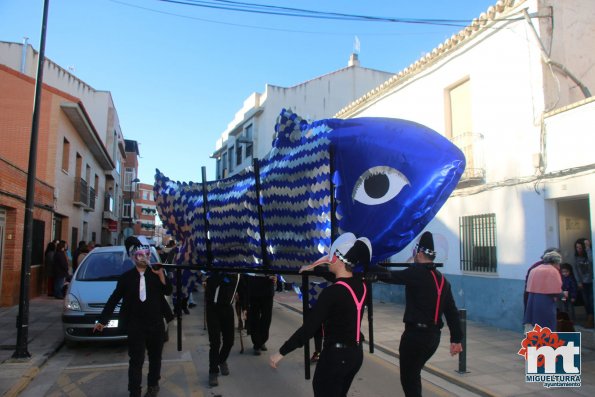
[429,270,445,325]
[335,281,367,343]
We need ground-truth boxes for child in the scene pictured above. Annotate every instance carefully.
[559,263,578,321]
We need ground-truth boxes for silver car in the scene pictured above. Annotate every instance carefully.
[62,245,170,344]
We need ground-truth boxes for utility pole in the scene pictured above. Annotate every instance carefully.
[13,0,50,359]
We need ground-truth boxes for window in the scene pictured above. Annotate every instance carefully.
[459,213,497,273]
[123,200,132,218]
[61,138,70,172]
[124,168,135,191]
[228,146,234,171]
[94,174,99,196]
[32,219,44,265]
[75,153,82,178]
[222,152,228,177]
[236,144,242,166]
[245,124,253,158]
[446,78,472,139]
[446,78,484,184]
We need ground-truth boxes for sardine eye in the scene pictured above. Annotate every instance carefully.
[352,166,410,205]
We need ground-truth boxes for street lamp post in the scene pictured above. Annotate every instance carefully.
[13,0,50,359]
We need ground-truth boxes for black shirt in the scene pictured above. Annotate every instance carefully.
[205,273,247,308]
[383,264,463,343]
[279,277,366,356]
[100,266,173,328]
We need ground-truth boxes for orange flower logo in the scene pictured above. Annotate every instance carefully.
[518,325,566,368]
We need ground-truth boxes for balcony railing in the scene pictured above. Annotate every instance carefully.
[88,186,96,211]
[73,178,89,207]
[449,132,486,188]
[73,178,96,211]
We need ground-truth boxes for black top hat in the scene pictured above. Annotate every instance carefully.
[415,231,436,258]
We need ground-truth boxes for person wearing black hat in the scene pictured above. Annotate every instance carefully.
[270,233,371,397]
[93,236,172,397]
[378,231,463,397]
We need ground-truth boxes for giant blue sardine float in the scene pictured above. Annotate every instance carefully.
[154,109,465,274]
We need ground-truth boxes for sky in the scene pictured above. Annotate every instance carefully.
[0,0,498,184]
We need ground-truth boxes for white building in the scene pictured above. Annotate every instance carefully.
[211,54,394,178]
[336,0,595,333]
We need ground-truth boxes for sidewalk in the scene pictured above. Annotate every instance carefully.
[0,294,593,397]
[0,296,64,397]
[275,291,595,397]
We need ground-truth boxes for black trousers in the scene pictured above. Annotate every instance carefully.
[398,328,441,397]
[127,321,165,396]
[206,303,235,373]
[248,295,273,348]
[312,344,363,397]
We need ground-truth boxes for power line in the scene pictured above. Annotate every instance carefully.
[157,0,474,27]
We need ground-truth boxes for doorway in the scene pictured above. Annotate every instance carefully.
[0,208,5,299]
[558,197,592,326]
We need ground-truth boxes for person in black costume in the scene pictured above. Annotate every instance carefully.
[378,231,463,397]
[270,233,371,397]
[93,237,172,397]
[246,274,276,355]
[204,272,247,387]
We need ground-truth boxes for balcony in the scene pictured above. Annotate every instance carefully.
[449,132,486,188]
[73,178,89,207]
[87,186,96,211]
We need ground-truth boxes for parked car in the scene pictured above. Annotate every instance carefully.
[62,245,171,344]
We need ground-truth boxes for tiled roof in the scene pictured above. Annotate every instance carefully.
[335,0,526,118]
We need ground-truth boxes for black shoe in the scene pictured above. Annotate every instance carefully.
[183,307,190,315]
[253,347,261,356]
[144,385,160,397]
[220,362,230,376]
[209,373,219,387]
[260,344,268,351]
[188,302,197,308]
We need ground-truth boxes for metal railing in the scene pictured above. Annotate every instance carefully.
[73,178,88,206]
[449,132,486,186]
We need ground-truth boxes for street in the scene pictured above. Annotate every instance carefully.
[19,293,477,397]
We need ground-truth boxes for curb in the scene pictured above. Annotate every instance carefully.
[275,299,498,397]
[2,339,64,397]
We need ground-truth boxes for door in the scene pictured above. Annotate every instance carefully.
[0,208,6,299]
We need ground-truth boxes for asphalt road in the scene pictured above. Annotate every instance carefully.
[20,296,478,397]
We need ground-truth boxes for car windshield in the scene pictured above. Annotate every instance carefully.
[76,251,160,281]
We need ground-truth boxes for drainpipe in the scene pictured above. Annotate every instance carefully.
[20,37,29,74]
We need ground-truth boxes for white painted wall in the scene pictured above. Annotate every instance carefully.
[341,0,595,283]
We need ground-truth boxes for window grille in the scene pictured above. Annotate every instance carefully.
[459,213,497,272]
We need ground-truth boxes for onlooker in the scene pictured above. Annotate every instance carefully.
[524,247,560,312]
[524,251,563,330]
[44,241,57,297]
[573,238,593,328]
[53,240,70,299]
[76,244,90,272]
[558,263,578,322]
[72,240,87,272]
